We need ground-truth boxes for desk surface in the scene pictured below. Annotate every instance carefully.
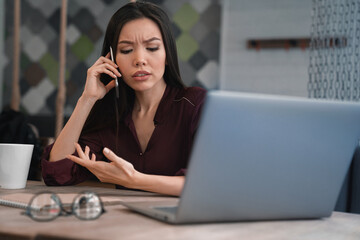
[0,181,360,240]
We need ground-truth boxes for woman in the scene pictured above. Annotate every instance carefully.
[42,2,206,196]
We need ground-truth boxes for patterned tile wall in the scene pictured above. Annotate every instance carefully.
[2,0,221,116]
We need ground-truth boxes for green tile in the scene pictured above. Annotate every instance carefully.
[176,33,198,61]
[173,3,199,32]
[71,35,94,61]
[39,53,59,86]
[39,53,70,86]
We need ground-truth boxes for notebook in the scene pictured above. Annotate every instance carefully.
[122,90,360,224]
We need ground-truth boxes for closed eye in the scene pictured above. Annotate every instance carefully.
[120,49,132,54]
[147,47,159,52]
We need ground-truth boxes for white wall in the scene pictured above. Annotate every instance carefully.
[220,0,312,97]
[0,0,3,111]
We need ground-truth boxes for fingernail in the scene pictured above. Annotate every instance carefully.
[104,147,110,154]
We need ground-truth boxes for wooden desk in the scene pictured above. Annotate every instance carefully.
[0,181,360,240]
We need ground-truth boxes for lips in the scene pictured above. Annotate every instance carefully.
[132,71,151,81]
[132,71,150,77]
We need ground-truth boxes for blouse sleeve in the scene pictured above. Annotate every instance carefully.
[41,130,106,186]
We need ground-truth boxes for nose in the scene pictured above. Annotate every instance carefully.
[133,50,146,67]
[136,60,146,67]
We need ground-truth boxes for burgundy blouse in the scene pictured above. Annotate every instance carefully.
[41,86,206,187]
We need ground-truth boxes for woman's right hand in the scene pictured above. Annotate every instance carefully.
[82,52,122,101]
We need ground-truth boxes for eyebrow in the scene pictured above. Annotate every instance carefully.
[118,37,161,45]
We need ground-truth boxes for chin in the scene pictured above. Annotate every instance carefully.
[129,83,154,92]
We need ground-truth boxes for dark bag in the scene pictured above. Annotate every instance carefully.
[0,109,42,180]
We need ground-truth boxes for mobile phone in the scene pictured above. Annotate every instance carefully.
[110,46,120,98]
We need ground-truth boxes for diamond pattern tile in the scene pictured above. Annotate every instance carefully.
[19,76,30,96]
[72,8,96,34]
[95,7,114,31]
[87,25,103,42]
[24,8,46,34]
[189,50,207,70]
[171,22,182,39]
[69,62,87,87]
[71,35,94,61]
[45,89,57,113]
[66,51,81,71]
[179,60,196,86]
[163,0,187,16]
[48,8,61,33]
[173,3,199,31]
[190,20,210,43]
[197,60,219,89]
[67,0,82,18]
[24,63,45,86]
[66,24,81,45]
[199,31,220,60]
[22,77,54,114]
[199,3,221,31]
[85,0,106,17]
[4,35,13,58]
[20,52,31,71]
[39,25,57,45]
[190,0,211,13]
[85,40,103,67]
[39,53,59,86]
[20,26,34,45]
[35,0,60,18]
[49,38,61,63]
[23,35,47,61]
[27,0,48,9]
[176,33,198,61]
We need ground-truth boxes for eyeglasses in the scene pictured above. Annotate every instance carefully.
[24,191,105,221]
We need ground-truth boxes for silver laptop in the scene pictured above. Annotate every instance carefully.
[122,91,360,224]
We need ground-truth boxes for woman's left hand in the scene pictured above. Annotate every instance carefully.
[67,143,140,188]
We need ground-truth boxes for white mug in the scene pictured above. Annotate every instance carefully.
[0,143,34,189]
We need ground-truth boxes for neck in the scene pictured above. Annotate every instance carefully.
[134,82,167,113]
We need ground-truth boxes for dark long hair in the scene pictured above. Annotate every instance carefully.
[83,2,185,134]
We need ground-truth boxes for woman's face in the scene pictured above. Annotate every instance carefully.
[116,18,166,93]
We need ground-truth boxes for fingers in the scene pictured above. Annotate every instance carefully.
[84,145,90,157]
[67,154,84,166]
[103,147,115,160]
[95,53,116,68]
[74,143,87,159]
[92,53,121,78]
[103,147,125,166]
[91,62,121,79]
[73,143,94,161]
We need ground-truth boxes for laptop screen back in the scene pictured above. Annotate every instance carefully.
[177,91,360,223]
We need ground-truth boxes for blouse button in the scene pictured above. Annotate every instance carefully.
[139,152,143,156]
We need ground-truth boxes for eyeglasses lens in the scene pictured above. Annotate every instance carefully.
[28,193,61,221]
[73,192,102,220]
